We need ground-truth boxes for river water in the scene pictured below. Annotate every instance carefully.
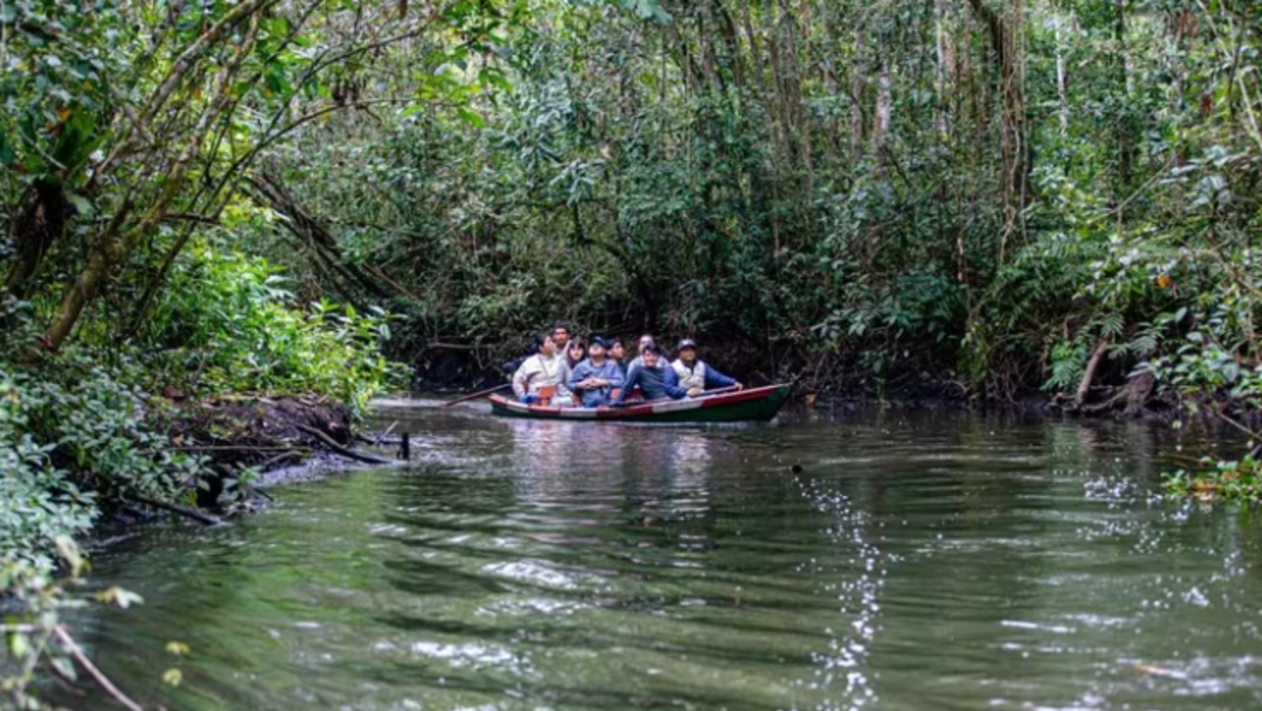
[69,404,1262,711]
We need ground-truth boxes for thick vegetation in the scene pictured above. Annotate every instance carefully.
[2,0,1261,704]
[245,0,1262,409]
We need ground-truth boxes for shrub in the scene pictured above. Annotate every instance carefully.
[0,353,204,569]
[143,246,403,415]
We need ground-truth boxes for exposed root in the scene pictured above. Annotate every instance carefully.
[1075,339,1110,408]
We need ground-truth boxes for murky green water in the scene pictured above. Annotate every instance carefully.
[68,406,1262,711]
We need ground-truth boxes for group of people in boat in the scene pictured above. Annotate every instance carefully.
[511,323,743,407]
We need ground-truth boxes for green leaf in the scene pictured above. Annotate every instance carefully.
[50,656,78,681]
[456,107,485,128]
[7,632,30,658]
[0,127,14,166]
[265,70,293,98]
[66,192,94,217]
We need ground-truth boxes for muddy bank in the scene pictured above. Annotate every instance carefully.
[160,396,393,508]
[88,398,401,549]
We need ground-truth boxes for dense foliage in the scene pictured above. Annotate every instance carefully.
[2,0,1258,397]
[233,0,1261,407]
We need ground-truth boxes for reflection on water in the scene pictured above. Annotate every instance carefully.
[66,407,1262,711]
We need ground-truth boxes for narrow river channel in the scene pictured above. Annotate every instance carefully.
[68,405,1262,711]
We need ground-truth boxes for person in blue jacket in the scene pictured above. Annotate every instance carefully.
[568,336,625,407]
[612,344,688,404]
[671,338,742,396]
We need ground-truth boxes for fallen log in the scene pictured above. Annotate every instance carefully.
[131,494,223,526]
[295,423,392,465]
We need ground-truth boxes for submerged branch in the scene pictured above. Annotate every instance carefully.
[130,494,223,526]
[53,626,146,711]
[294,424,392,465]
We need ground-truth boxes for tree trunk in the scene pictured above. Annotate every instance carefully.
[3,180,71,302]
[1053,11,1069,136]
[935,0,952,137]
[1114,0,1134,197]
[964,0,1031,258]
[850,26,866,162]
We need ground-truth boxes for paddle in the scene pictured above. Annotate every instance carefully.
[442,383,511,407]
[609,384,742,408]
[694,384,743,398]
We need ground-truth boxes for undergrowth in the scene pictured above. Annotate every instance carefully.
[1,243,401,707]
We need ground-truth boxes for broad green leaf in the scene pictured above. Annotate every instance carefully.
[456,107,485,128]
[50,656,78,681]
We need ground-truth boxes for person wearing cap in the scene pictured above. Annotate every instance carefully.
[612,343,688,404]
[626,334,665,378]
[568,336,625,407]
[671,338,742,396]
[512,332,572,404]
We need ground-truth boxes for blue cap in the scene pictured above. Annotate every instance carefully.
[591,336,612,349]
[676,338,697,351]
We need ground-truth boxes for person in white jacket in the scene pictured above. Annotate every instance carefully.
[512,332,572,404]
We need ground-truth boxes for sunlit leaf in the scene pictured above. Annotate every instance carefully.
[96,586,144,609]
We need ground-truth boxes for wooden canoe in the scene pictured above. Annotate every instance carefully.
[488,384,791,423]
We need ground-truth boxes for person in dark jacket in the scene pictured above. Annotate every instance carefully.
[612,344,687,404]
[626,334,664,379]
[569,336,625,407]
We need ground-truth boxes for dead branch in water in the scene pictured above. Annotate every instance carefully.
[294,424,392,465]
[130,494,223,526]
[1075,340,1111,408]
[54,626,146,711]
